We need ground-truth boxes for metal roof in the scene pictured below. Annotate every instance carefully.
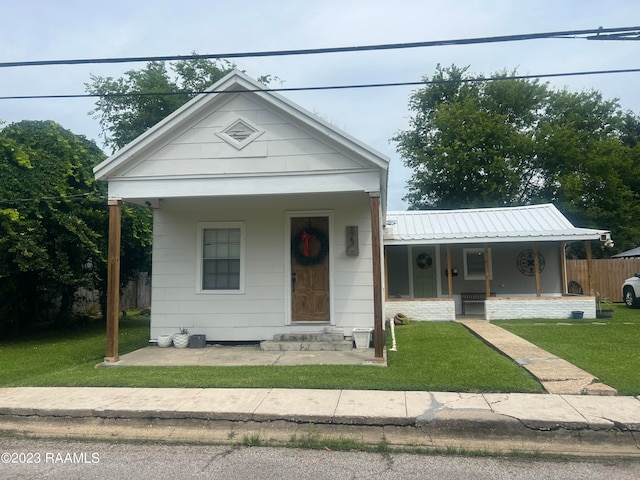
[611,246,640,258]
[384,204,611,245]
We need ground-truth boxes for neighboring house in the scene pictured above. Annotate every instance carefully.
[94,70,388,360]
[384,204,611,321]
[612,246,640,258]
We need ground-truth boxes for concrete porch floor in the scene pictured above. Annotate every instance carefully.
[100,343,387,367]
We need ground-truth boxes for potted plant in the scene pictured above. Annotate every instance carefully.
[595,293,614,319]
[173,328,190,348]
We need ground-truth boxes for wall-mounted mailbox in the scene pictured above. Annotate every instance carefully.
[346,225,359,256]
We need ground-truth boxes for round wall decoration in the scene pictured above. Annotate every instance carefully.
[292,227,329,265]
[516,249,545,276]
[415,252,433,270]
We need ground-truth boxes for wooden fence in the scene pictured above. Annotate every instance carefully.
[566,258,640,303]
[74,272,151,315]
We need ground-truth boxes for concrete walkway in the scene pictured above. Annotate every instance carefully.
[459,320,618,396]
[0,387,639,456]
[103,343,386,367]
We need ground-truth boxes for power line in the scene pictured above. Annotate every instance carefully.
[1,26,639,69]
[1,67,639,101]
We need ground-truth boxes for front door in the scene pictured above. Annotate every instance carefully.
[291,216,330,322]
[412,246,437,298]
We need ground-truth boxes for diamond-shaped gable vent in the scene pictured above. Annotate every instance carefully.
[216,117,264,150]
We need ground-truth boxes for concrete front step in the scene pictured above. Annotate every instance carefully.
[260,340,353,352]
[271,333,345,342]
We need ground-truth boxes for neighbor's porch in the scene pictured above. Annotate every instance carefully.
[384,240,599,321]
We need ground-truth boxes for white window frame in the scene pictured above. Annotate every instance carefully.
[463,247,492,280]
[196,222,245,294]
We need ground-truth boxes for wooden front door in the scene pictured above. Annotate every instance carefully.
[291,216,330,322]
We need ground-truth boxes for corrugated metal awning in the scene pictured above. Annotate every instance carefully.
[384,204,611,245]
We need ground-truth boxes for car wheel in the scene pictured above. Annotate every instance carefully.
[624,287,638,308]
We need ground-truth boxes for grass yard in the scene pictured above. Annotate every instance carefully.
[0,315,542,393]
[493,304,640,395]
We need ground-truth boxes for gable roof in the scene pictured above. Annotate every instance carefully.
[93,70,389,204]
[384,204,611,245]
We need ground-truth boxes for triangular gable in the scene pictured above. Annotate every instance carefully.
[384,204,611,244]
[93,70,389,203]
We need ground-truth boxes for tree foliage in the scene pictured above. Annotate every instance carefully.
[86,57,235,151]
[0,121,151,333]
[0,121,105,331]
[394,65,640,254]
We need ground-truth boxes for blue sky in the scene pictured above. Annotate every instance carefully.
[1,0,639,209]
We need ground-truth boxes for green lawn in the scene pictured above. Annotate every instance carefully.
[493,304,640,395]
[0,315,542,393]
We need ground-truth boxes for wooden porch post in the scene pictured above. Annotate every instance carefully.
[446,245,453,298]
[105,199,122,363]
[369,192,384,360]
[586,240,594,296]
[533,242,541,297]
[483,243,491,298]
[560,242,567,294]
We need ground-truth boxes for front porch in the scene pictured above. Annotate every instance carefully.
[100,343,386,367]
[383,205,611,322]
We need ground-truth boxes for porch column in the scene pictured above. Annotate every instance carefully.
[586,240,594,296]
[560,242,567,294]
[533,242,541,297]
[484,243,491,298]
[369,192,384,360]
[105,199,122,363]
[446,245,453,298]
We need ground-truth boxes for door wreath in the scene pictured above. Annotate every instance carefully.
[292,227,329,265]
[415,252,433,269]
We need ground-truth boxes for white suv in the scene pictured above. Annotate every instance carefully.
[622,273,640,308]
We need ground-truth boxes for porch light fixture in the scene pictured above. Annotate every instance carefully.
[346,225,359,256]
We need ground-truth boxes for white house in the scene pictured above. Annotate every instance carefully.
[94,70,388,361]
[383,204,611,321]
[94,71,612,363]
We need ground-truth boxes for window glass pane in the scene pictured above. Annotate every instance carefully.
[467,251,485,275]
[216,244,229,258]
[229,229,241,243]
[229,244,241,258]
[201,227,242,291]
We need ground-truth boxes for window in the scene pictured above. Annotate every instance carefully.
[463,248,492,280]
[197,222,244,293]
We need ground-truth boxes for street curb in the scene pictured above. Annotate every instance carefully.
[1,411,639,457]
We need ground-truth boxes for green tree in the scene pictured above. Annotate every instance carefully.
[0,121,106,332]
[86,57,235,151]
[394,65,640,254]
[0,121,153,333]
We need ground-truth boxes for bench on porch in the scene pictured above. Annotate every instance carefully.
[460,292,495,315]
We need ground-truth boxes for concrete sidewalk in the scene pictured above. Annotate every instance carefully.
[0,387,639,456]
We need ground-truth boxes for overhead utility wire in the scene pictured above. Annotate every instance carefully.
[1,67,639,101]
[1,26,639,69]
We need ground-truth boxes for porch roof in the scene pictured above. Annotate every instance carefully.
[383,204,611,245]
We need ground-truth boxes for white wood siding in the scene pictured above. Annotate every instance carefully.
[118,94,369,179]
[150,193,374,341]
